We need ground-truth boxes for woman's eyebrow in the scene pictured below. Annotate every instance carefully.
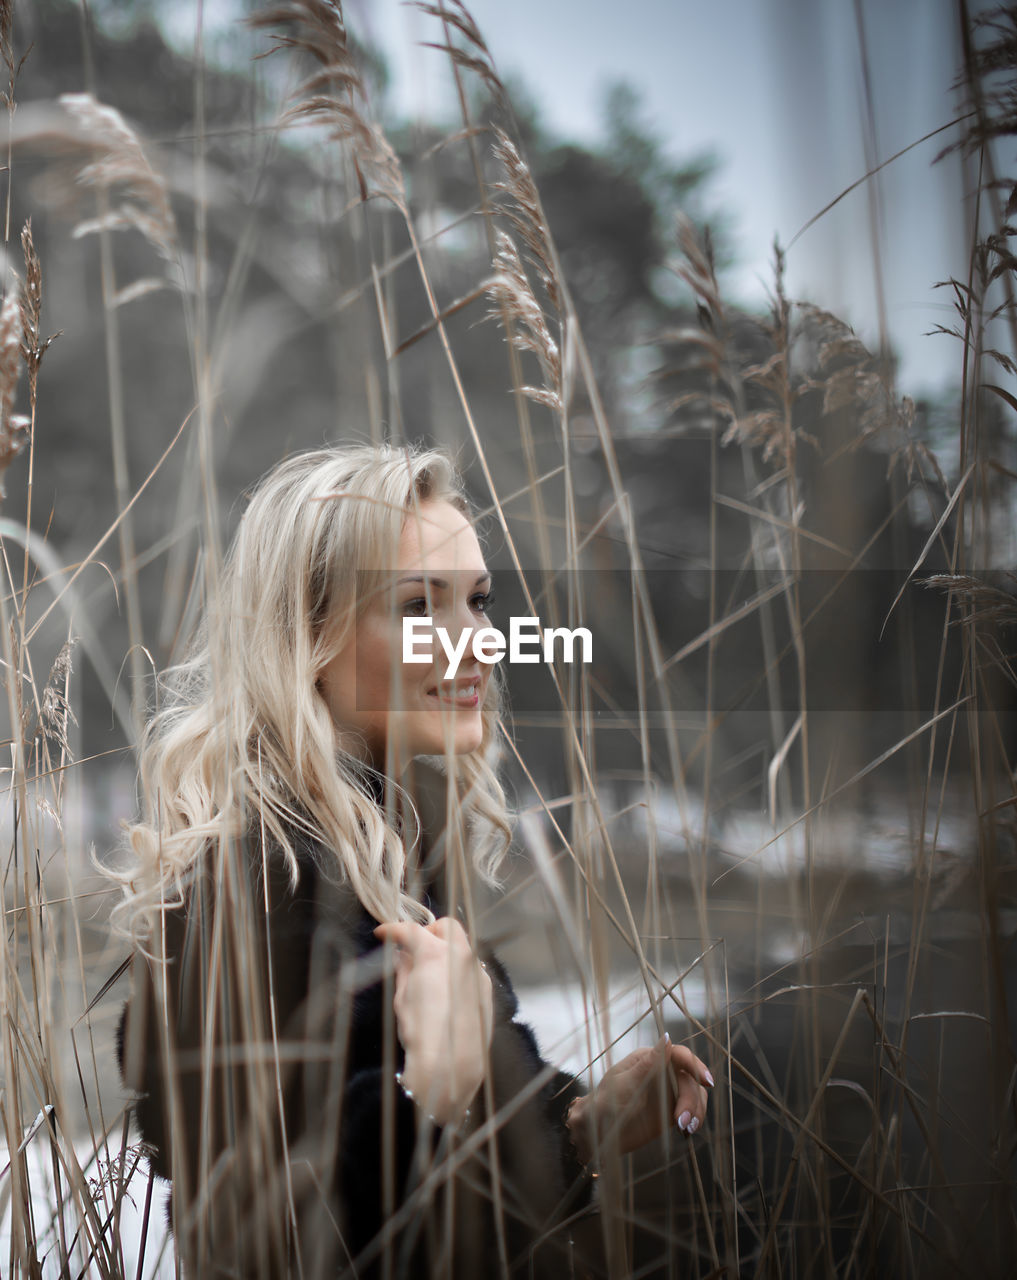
[396,572,491,588]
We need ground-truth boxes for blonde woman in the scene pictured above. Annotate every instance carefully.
[114,443,713,1278]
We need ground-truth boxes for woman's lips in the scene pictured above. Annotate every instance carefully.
[427,680,480,706]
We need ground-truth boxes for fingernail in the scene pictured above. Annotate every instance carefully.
[688,1116,700,1134]
[677,1110,691,1131]
[664,1031,671,1045]
[704,1068,715,1087]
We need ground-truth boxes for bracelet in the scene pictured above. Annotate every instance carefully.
[396,1071,472,1134]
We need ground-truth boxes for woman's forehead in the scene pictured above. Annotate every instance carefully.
[398,501,485,573]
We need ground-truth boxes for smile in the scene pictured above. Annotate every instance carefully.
[427,681,480,705]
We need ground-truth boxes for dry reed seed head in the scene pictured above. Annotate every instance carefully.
[664,232,825,464]
[792,302,922,463]
[486,229,562,410]
[416,1,490,57]
[977,226,1017,287]
[19,218,59,399]
[252,0,350,65]
[58,93,177,264]
[0,286,19,404]
[0,417,27,496]
[0,289,27,496]
[674,213,719,302]
[282,98,406,210]
[661,216,773,438]
[723,387,820,466]
[19,220,40,347]
[253,0,406,211]
[980,342,1017,381]
[888,431,948,492]
[739,349,787,402]
[415,0,507,104]
[794,303,872,373]
[358,124,407,210]
[40,638,78,758]
[654,325,727,380]
[942,6,1017,159]
[491,127,562,315]
[923,573,1017,629]
[814,366,886,418]
[720,410,787,462]
[0,0,25,93]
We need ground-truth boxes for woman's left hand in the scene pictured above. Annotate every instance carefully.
[567,1036,714,1161]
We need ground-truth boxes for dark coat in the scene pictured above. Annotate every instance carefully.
[117,782,596,1278]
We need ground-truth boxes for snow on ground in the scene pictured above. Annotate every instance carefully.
[515,971,708,1082]
[1,1130,173,1278]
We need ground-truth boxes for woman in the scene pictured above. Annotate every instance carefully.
[114,443,713,1278]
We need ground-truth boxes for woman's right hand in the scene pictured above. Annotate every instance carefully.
[373,917,493,1127]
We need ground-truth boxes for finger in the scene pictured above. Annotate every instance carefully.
[665,1042,715,1090]
[675,1077,710,1133]
[374,921,431,953]
[608,1045,665,1087]
[426,916,468,945]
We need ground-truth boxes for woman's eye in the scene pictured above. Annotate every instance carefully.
[470,591,494,616]
[401,597,430,617]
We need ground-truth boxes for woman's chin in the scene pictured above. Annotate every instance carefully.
[418,718,483,757]
[431,732,482,756]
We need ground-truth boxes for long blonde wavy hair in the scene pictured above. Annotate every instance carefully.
[113,442,511,941]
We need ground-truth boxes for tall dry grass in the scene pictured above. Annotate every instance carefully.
[0,0,1014,1276]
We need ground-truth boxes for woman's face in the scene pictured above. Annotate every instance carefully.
[319,499,494,766]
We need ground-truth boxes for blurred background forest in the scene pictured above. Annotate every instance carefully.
[2,0,997,821]
[0,0,1015,1276]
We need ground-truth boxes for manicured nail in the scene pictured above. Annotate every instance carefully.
[704,1068,715,1087]
[677,1110,691,1131]
[664,1031,671,1045]
[688,1116,700,1134]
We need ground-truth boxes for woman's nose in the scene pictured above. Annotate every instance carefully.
[439,595,478,635]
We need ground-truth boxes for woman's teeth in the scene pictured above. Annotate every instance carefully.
[430,684,478,700]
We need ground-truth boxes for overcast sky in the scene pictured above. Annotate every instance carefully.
[349,0,986,398]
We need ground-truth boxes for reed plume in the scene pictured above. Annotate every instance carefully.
[416,0,507,108]
[58,92,177,264]
[18,219,59,418]
[251,0,406,211]
[0,286,25,495]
